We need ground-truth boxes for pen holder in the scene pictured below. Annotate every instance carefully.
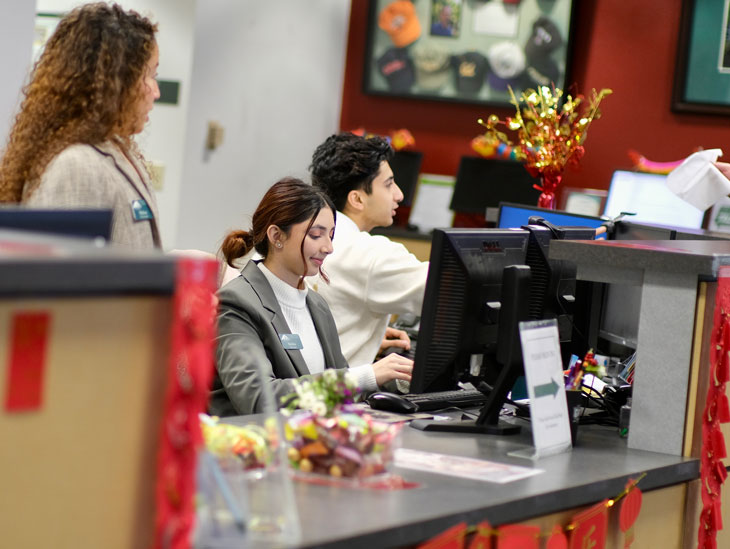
[565,390,583,446]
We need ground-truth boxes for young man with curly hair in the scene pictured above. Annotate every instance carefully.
[309,132,429,375]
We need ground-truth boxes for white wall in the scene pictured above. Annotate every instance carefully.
[35,0,196,249]
[175,1,351,252]
[0,1,36,147]
[1,1,350,252]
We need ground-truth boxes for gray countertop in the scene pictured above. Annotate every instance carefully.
[0,229,175,296]
[222,414,698,549]
[550,238,730,279]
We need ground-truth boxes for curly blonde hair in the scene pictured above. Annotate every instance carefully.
[0,2,158,203]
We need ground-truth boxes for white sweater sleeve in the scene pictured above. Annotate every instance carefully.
[349,363,378,393]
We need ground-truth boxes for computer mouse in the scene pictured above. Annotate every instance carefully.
[366,391,419,414]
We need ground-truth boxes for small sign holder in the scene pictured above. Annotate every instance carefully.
[509,319,573,460]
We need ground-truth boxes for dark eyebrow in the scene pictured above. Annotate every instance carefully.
[309,224,330,231]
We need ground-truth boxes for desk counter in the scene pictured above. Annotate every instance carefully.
[1,230,178,548]
[0,229,174,297]
[223,415,698,548]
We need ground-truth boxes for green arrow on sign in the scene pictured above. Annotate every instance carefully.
[534,378,560,398]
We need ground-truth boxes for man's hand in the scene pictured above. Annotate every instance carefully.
[715,161,730,180]
[378,326,411,356]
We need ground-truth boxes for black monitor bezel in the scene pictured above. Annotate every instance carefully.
[0,208,113,241]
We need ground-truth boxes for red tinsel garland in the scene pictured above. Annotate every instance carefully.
[154,257,218,549]
[698,266,730,549]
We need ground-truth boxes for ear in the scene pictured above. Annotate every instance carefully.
[346,189,365,213]
[266,225,284,248]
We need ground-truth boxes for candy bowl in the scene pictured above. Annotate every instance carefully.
[284,407,402,482]
[200,413,277,475]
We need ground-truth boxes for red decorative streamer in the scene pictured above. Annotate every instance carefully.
[568,500,608,549]
[619,479,642,548]
[497,524,539,549]
[698,266,730,549]
[418,478,643,548]
[154,257,218,549]
[4,312,50,412]
[467,521,493,549]
[546,525,568,549]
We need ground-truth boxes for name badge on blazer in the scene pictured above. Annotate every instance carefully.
[280,333,303,350]
[131,199,154,221]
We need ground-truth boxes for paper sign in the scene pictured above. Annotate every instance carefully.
[394,448,543,484]
[409,174,455,233]
[511,319,572,459]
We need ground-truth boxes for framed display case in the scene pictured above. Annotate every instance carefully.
[364,0,577,107]
[672,0,730,115]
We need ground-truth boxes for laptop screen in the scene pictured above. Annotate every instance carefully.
[603,170,705,229]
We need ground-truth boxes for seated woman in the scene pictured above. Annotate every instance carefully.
[209,178,413,416]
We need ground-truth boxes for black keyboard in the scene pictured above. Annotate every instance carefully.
[382,339,417,360]
[402,388,487,412]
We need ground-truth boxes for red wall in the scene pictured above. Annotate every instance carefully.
[340,0,730,198]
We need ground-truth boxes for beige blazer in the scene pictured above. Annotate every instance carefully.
[24,140,162,249]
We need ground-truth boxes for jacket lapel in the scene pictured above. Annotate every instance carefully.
[242,262,311,376]
[307,294,341,370]
[93,140,162,246]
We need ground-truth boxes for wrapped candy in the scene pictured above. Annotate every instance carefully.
[284,407,401,479]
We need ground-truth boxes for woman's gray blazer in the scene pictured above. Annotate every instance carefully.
[24,140,162,249]
[209,261,348,416]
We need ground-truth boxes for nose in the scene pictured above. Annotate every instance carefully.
[393,182,404,203]
[152,79,161,100]
[322,235,334,254]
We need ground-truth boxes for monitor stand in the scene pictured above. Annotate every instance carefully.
[409,373,523,436]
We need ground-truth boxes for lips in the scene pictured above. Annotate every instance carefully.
[310,257,324,267]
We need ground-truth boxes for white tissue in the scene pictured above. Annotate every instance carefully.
[666,148,730,211]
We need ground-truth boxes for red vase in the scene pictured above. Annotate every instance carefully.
[536,173,562,210]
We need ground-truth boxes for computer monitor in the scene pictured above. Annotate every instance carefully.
[603,170,705,230]
[610,219,676,241]
[449,157,541,223]
[409,225,593,435]
[409,228,529,395]
[0,208,113,241]
[498,202,606,234]
[390,150,423,207]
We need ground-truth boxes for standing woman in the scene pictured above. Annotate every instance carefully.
[0,3,162,249]
[210,178,413,416]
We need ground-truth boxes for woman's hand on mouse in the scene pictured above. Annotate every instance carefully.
[371,354,413,386]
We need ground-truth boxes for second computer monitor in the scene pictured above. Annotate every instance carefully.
[603,170,705,230]
[0,208,113,241]
[389,150,423,208]
[449,157,541,217]
[498,202,606,233]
